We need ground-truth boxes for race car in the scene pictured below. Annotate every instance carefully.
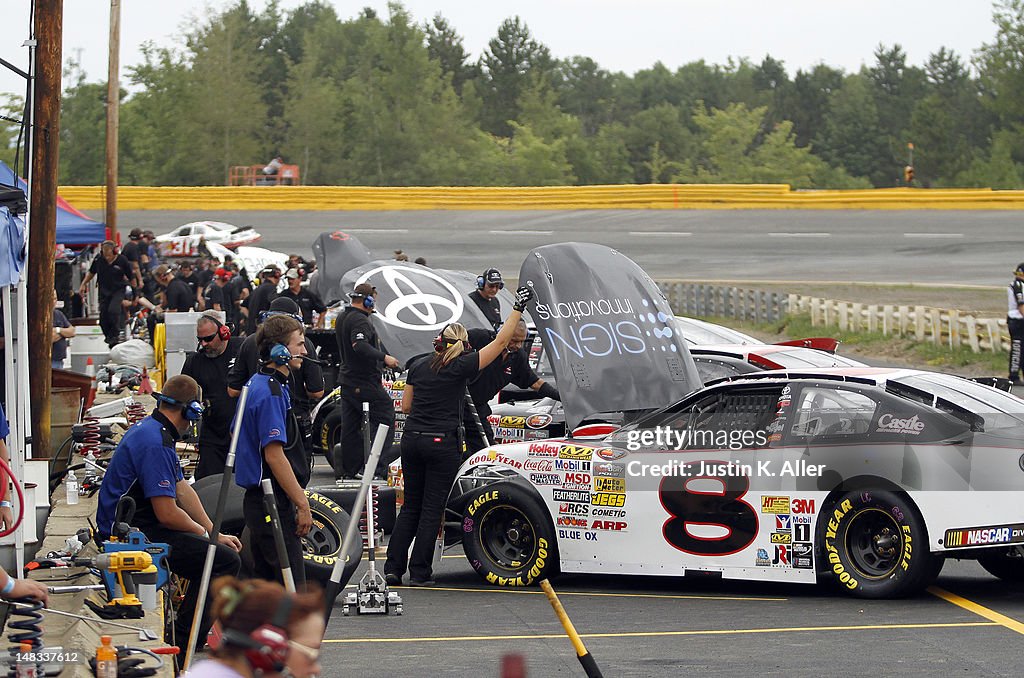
[448,366,1024,598]
[155,220,262,251]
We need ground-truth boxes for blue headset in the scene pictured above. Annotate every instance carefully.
[363,294,375,310]
[269,343,293,365]
[154,392,205,422]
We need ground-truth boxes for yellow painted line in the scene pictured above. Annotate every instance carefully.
[324,621,997,644]
[387,585,785,602]
[928,586,1024,636]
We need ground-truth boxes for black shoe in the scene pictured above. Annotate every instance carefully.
[385,574,402,586]
[408,578,436,587]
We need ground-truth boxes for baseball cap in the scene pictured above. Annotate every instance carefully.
[215,267,233,281]
[482,268,503,285]
[129,228,143,240]
[1016,263,1024,275]
[285,268,300,280]
[350,283,376,299]
[262,265,281,278]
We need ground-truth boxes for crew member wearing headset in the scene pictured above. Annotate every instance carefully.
[1009,263,1024,384]
[182,311,243,479]
[384,285,534,586]
[96,374,242,657]
[232,315,312,587]
[465,320,560,453]
[228,297,324,458]
[183,575,324,678]
[468,268,504,331]
[334,283,400,479]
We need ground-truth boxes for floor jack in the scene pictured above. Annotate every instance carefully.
[344,406,403,616]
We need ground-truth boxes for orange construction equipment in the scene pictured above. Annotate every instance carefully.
[228,164,300,186]
[137,367,153,395]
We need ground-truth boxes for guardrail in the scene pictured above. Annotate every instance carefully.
[657,282,1009,353]
[58,184,1024,211]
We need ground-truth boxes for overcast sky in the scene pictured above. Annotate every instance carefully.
[0,0,1000,97]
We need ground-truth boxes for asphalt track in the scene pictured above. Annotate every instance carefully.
[99,209,1024,285]
[311,464,1024,677]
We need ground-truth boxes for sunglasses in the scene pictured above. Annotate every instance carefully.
[288,640,320,662]
[485,282,503,289]
[197,333,218,344]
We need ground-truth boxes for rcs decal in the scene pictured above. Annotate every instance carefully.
[659,461,757,556]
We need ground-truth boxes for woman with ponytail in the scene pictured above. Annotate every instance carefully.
[384,286,535,586]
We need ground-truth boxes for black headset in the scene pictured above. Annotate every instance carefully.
[477,268,503,290]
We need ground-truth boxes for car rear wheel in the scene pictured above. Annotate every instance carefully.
[462,482,557,587]
[978,548,1024,582]
[821,490,936,598]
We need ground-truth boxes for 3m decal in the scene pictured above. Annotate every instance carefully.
[659,460,757,557]
[791,498,816,514]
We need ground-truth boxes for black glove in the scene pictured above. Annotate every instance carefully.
[513,286,534,312]
[536,382,560,400]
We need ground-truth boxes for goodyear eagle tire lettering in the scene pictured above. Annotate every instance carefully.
[821,489,936,599]
[462,482,558,587]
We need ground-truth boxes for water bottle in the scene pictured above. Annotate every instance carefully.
[65,469,79,506]
[15,641,37,678]
[95,636,117,678]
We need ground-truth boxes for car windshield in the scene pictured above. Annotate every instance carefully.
[893,374,1024,425]
[761,348,864,369]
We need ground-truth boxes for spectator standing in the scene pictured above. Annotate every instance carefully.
[1008,263,1024,383]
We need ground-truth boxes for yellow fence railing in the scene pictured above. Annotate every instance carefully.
[56,184,1024,211]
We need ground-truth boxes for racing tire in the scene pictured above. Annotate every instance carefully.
[462,482,558,587]
[321,408,343,474]
[302,489,363,586]
[977,549,1024,582]
[820,490,936,599]
[192,474,246,535]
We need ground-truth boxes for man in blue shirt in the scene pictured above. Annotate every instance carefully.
[96,374,242,656]
[233,315,312,586]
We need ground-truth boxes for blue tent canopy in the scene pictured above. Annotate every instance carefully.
[0,161,106,245]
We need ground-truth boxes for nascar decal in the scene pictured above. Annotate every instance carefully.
[761,496,790,514]
[944,523,1024,548]
[559,444,594,460]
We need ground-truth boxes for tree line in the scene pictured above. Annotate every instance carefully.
[4,0,1024,189]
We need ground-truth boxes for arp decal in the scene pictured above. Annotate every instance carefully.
[944,523,1024,548]
[591,520,627,531]
[761,496,790,514]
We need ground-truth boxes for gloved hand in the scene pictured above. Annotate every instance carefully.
[513,286,534,312]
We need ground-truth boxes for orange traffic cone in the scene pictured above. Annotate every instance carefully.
[138,367,153,395]
[85,357,97,409]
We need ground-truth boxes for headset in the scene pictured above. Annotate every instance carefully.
[220,590,294,673]
[153,391,205,422]
[202,311,231,341]
[363,294,375,310]
[433,323,469,354]
[269,343,293,365]
[477,268,504,290]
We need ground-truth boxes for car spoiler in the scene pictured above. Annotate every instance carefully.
[969,376,1013,393]
[775,337,840,353]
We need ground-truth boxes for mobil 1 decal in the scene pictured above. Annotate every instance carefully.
[519,243,702,430]
[658,460,758,556]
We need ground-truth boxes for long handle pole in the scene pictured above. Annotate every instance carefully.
[261,478,296,593]
[539,579,604,678]
[323,423,388,623]
[183,385,250,670]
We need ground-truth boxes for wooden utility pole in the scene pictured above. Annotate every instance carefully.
[28,0,63,460]
[105,0,120,242]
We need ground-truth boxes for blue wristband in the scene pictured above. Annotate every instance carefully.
[0,501,10,508]
[1,576,15,596]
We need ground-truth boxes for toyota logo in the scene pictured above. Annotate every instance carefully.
[355,265,464,331]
